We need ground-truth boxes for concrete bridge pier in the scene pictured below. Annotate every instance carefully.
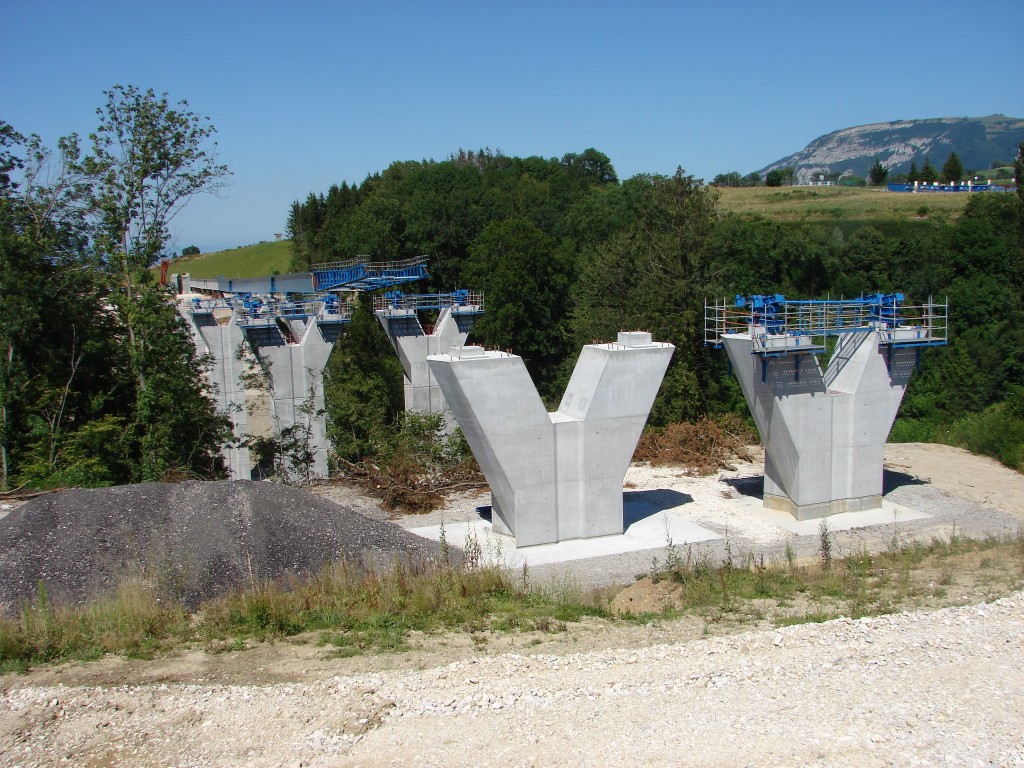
[722,329,916,519]
[428,332,674,546]
[181,304,253,480]
[375,306,477,416]
[246,317,343,482]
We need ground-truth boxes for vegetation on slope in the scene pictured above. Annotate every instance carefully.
[171,239,293,278]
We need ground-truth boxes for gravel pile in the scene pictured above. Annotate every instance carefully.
[0,480,444,612]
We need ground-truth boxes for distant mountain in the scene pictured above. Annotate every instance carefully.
[757,115,1024,183]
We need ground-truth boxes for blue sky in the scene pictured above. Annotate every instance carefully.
[3,0,1021,253]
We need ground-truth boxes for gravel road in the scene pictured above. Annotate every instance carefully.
[2,593,1022,767]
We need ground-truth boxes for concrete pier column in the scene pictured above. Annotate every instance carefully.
[181,302,253,480]
[428,332,674,546]
[722,330,915,519]
[248,318,343,482]
[375,306,477,414]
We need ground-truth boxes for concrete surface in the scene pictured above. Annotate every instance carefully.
[427,333,674,546]
[723,329,915,519]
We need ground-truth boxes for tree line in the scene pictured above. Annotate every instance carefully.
[3,87,1022,492]
[293,145,1024,471]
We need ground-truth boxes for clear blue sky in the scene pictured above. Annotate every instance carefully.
[4,0,1021,253]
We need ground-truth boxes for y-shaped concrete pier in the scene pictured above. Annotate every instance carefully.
[709,294,948,519]
[374,292,483,416]
[428,332,674,546]
[722,330,917,518]
[181,297,347,482]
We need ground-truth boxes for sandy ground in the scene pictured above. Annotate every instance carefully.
[1,443,1023,767]
[883,442,1024,518]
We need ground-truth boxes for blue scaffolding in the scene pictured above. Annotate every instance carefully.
[705,293,949,357]
[311,255,430,292]
[373,289,485,315]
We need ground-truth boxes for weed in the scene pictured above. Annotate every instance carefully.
[819,519,833,570]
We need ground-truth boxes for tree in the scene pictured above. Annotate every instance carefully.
[907,161,919,183]
[79,86,231,481]
[920,156,938,183]
[323,293,403,462]
[868,158,889,186]
[560,148,618,185]
[765,169,784,187]
[942,152,964,184]
[465,216,572,395]
[181,244,200,257]
[712,172,742,187]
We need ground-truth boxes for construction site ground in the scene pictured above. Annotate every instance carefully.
[2,443,1023,767]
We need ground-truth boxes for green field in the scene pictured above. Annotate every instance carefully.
[716,185,978,223]
[169,239,294,278]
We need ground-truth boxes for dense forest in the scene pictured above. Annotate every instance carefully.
[3,91,1023,492]
[290,147,1024,472]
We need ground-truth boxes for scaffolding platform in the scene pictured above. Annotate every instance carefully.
[373,290,484,316]
[705,294,948,356]
[311,255,430,291]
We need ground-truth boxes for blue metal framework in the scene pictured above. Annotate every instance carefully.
[373,289,485,315]
[185,294,352,325]
[311,255,430,291]
[705,293,949,357]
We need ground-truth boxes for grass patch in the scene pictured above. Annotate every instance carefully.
[0,556,606,671]
[2,532,1021,672]
[163,240,295,279]
[717,186,972,223]
[636,531,1024,625]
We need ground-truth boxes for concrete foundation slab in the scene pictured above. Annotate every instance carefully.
[410,501,720,568]
[731,496,931,535]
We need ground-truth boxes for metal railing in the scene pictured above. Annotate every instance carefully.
[372,290,484,314]
[705,295,949,355]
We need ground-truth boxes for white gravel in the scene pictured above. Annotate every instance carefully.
[3,593,1023,767]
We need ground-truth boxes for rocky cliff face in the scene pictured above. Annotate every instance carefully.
[758,115,1023,183]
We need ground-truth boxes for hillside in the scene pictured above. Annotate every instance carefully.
[176,189,977,281]
[758,115,1024,183]
[167,239,294,279]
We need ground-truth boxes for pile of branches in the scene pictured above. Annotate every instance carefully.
[633,415,758,475]
[338,454,485,515]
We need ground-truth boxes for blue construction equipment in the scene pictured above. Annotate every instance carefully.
[311,255,430,292]
[375,290,485,315]
[707,294,947,356]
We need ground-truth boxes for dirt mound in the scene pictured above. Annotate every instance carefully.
[0,480,445,613]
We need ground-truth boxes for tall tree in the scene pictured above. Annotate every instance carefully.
[80,86,231,480]
[920,156,938,183]
[942,152,964,184]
